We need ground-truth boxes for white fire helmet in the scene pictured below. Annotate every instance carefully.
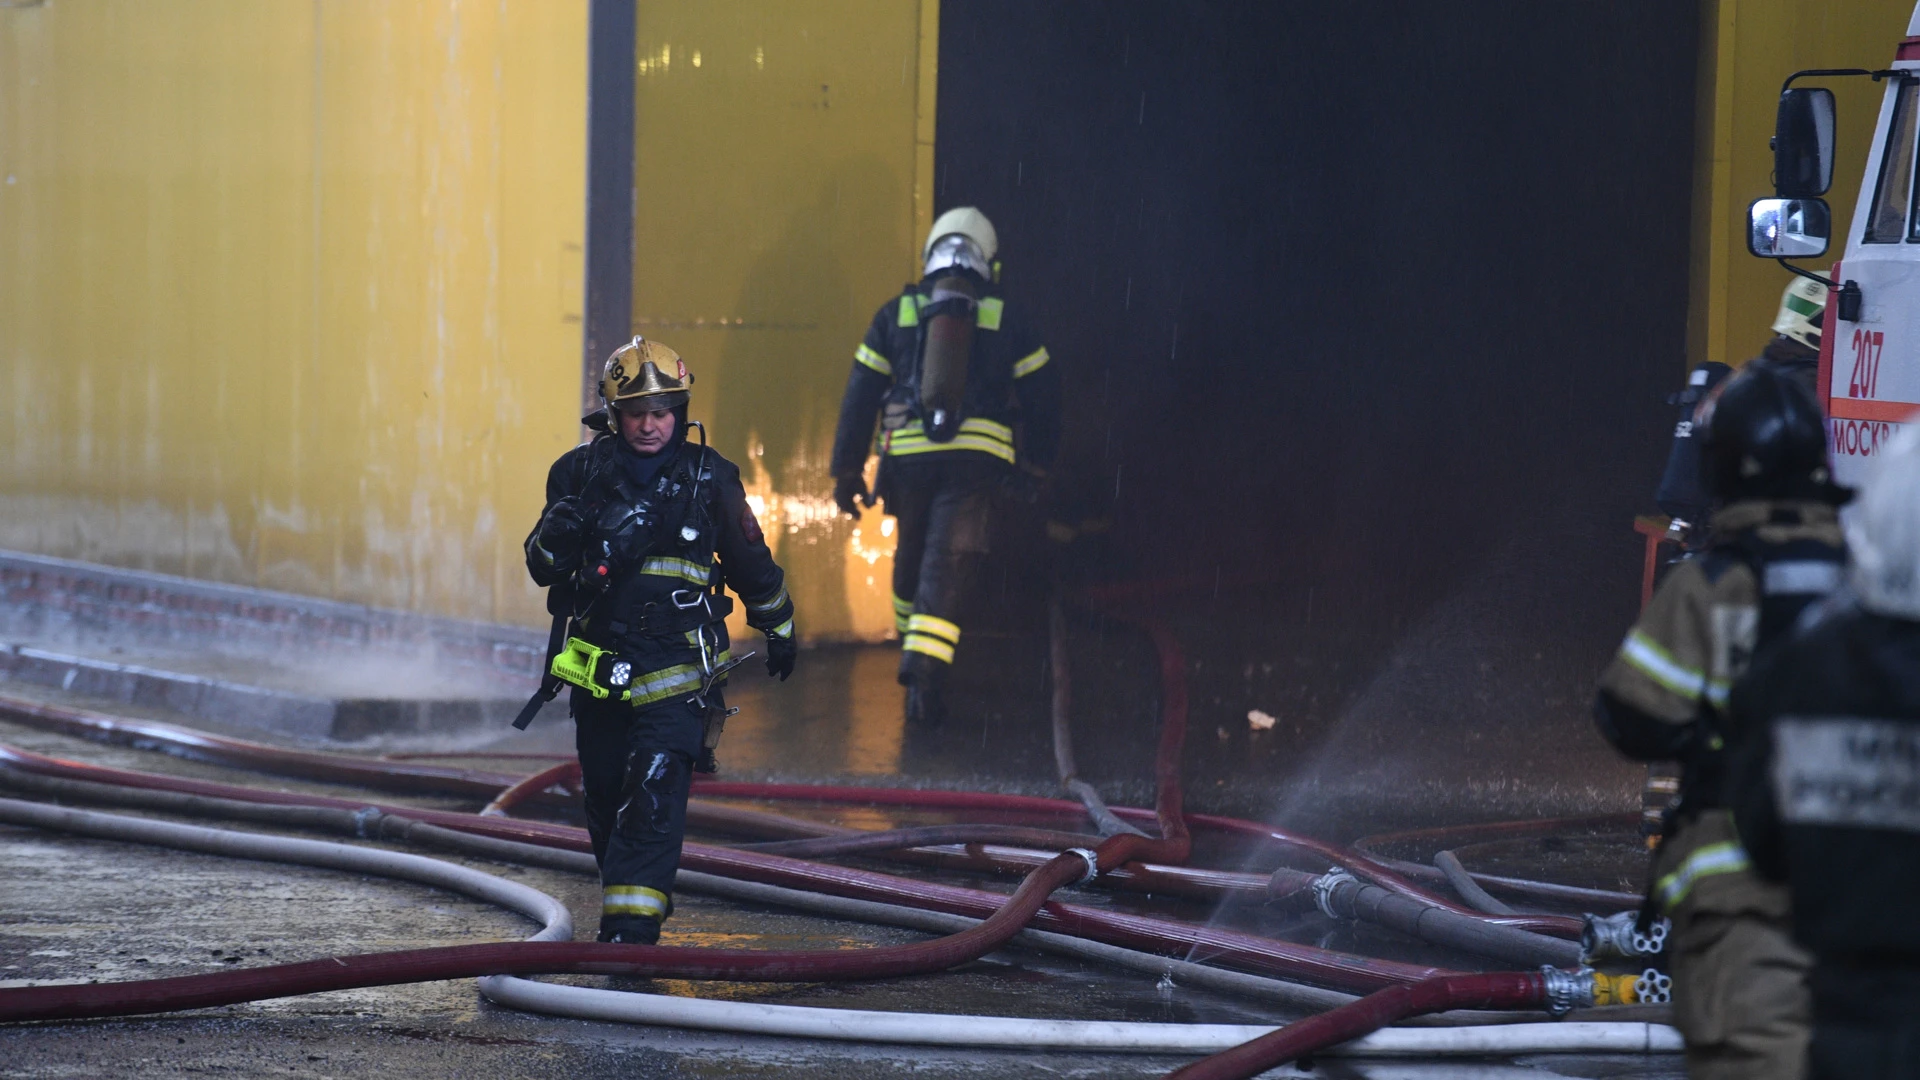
[1847,424,1920,620]
[923,207,998,278]
[1771,276,1828,351]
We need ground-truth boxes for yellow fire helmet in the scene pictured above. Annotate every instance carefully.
[589,336,692,425]
[923,206,998,265]
[1771,275,1828,351]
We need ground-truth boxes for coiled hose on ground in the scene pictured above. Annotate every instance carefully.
[0,796,1679,1057]
[0,593,1663,1066]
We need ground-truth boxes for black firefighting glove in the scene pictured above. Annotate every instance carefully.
[533,497,587,567]
[764,630,797,681]
[833,472,872,520]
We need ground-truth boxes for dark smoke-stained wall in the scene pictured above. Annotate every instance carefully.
[934,2,1702,811]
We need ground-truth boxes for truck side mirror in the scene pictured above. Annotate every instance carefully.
[1747,197,1831,258]
[1774,87,1836,196]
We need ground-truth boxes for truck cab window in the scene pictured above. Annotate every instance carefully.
[1904,84,1920,239]
[1867,80,1918,242]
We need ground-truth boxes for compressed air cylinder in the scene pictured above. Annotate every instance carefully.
[919,274,977,442]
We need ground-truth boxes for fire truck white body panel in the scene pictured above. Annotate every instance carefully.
[1825,32,1920,487]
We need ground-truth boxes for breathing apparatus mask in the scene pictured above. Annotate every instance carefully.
[923,233,992,281]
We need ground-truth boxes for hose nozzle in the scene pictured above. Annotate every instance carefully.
[1581,910,1670,963]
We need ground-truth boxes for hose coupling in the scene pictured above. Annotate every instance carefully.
[351,806,382,838]
[1312,869,1357,920]
[1066,847,1100,885]
[1539,965,1596,1016]
[1633,967,1674,1005]
[1591,970,1645,1006]
[1581,910,1670,963]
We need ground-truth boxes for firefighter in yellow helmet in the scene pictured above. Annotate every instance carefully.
[522,336,798,944]
[830,207,1063,726]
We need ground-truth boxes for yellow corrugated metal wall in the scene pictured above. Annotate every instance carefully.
[630,1,937,644]
[0,1,934,639]
[0,0,590,626]
[1689,0,1916,370]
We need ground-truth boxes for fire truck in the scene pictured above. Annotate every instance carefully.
[1748,4,1920,488]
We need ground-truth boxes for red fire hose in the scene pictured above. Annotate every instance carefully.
[0,848,1100,1023]
[0,692,1583,937]
[1085,615,1191,871]
[1165,971,1558,1080]
[743,824,1104,859]
[0,696,550,803]
[0,744,1459,993]
[480,759,579,817]
[1353,813,1643,857]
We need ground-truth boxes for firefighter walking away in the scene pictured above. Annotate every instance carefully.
[829,207,1062,726]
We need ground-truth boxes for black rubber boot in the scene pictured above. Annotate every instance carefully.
[907,681,950,727]
[596,916,661,945]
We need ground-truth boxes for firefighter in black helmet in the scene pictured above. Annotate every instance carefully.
[1730,427,1920,1080]
[1655,279,1826,543]
[1595,360,1849,1080]
[829,208,1062,726]
[524,337,798,944]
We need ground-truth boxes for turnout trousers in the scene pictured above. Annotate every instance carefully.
[1657,812,1813,1080]
[881,453,1001,682]
[572,686,711,941]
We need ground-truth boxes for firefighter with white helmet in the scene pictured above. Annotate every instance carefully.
[1731,424,1920,1080]
[1771,276,1827,353]
[522,336,798,944]
[829,207,1063,726]
[1763,276,1828,393]
[1596,361,1850,1080]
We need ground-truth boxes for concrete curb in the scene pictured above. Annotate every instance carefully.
[0,643,555,741]
[0,549,546,689]
[0,550,565,740]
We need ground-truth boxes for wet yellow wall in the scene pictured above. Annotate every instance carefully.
[630,1,938,644]
[1689,0,1917,370]
[0,1,590,625]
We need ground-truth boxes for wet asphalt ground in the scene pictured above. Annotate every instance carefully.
[0,604,1679,1078]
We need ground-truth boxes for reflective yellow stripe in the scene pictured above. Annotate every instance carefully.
[976,296,1004,330]
[855,343,892,375]
[602,885,669,918]
[902,632,955,663]
[900,293,1001,330]
[638,556,711,586]
[882,417,1016,462]
[1012,346,1050,378]
[767,618,794,639]
[884,432,1016,464]
[905,612,961,646]
[746,585,790,615]
[892,593,913,634]
[1655,841,1752,911]
[626,656,728,707]
[1619,630,1708,701]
